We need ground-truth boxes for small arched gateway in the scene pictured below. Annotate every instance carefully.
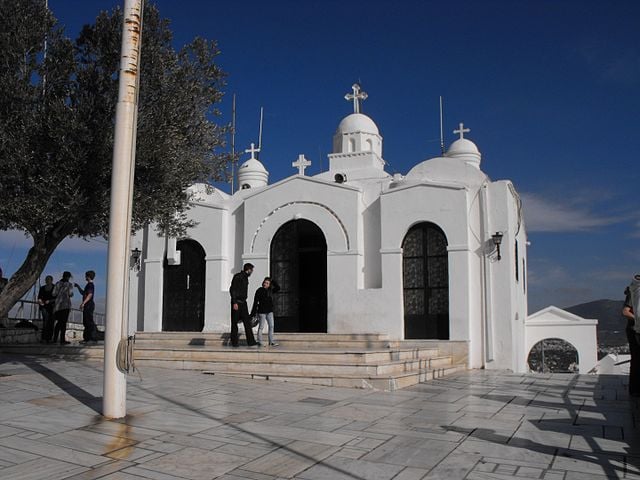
[162,239,206,332]
[270,219,327,332]
[525,306,598,373]
[402,222,449,339]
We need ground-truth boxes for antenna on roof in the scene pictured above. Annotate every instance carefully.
[230,93,237,193]
[257,106,264,159]
[439,96,445,155]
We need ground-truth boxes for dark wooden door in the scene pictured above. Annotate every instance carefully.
[402,223,449,339]
[162,240,206,331]
[270,220,327,332]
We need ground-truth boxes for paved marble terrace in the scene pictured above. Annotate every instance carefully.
[0,355,639,479]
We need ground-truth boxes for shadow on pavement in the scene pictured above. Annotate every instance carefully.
[19,356,102,415]
[442,374,639,479]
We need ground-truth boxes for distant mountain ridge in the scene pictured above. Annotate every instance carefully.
[564,299,627,347]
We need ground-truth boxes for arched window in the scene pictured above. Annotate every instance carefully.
[349,138,356,153]
[402,222,449,339]
[365,138,373,151]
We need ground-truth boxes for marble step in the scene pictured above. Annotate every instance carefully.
[133,354,453,377]
[132,345,442,364]
[1,343,104,358]
[133,333,469,363]
[206,364,467,392]
[134,332,396,349]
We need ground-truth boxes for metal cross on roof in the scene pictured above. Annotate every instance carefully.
[245,142,260,159]
[292,154,311,176]
[344,83,368,114]
[453,122,470,140]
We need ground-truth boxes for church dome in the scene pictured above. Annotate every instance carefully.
[405,156,487,188]
[186,182,228,204]
[445,138,481,167]
[238,157,268,189]
[336,113,379,135]
[447,138,479,156]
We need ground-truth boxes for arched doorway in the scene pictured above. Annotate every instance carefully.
[527,338,580,373]
[162,239,206,331]
[402,222,449,339]
[270,219,327,332]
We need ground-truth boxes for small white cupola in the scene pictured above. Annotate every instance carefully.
[332,83,383,157]
[237,142,268,190]
[445,122,481,167]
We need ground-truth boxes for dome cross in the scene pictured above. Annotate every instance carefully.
[292,154,311,176]
[344,83,368,114]
[245,142,260,160]
[453,122,470,140]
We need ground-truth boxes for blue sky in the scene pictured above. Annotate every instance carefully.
[1,0,638,313]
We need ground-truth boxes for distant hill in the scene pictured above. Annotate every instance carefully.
[564,299,628,348]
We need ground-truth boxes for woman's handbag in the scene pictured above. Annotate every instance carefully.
[251,315,259,328]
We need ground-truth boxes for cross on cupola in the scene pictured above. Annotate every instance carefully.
[344,83,368,114]
[245,142,260,159]
[292,154,311,176]
[453,122,470,140]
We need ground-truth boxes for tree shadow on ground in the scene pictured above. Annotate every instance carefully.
[441,373,640,479]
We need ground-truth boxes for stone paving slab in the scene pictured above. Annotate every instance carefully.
[1,355,639,479]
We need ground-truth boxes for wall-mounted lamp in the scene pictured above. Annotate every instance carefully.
[491,232,504,260]
[131,247,141,271]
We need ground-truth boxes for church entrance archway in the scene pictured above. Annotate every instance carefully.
[270,219,327,332]
[162,239,205,332]
[402,222,449,339]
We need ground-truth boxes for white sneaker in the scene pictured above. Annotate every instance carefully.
[270,342,279,347]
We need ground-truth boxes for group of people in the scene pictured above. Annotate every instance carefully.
[37,270,98,345]
[229,263,280,348]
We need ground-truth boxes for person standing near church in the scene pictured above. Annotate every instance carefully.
[52,271,73,345]
[250,277,280,347]
[75,270,97,343]
[624,281,640,396]
[37,275,55,343]
[229,263,257,348]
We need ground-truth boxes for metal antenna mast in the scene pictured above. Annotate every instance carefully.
[230,94,236,193]
[257,106,264,159]
[439,96,445,155]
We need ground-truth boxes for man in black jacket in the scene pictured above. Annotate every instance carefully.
[229,263,257,347]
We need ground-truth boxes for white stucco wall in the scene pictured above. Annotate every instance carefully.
[525,306,598,373]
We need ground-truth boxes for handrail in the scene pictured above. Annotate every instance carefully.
[15,299,105,326]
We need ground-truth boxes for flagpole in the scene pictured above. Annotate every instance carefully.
[103,0,144,419]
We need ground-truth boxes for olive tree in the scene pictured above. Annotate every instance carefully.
[0,0,228,319]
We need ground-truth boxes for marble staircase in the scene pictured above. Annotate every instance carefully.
[2,332,468,391]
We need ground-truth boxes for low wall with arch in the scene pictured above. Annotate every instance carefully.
[525,306,598,373]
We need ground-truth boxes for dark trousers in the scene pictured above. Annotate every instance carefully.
[40,306,54,342]
[627,328,640,395]
[230,302,256,347]
[53,309,70,344]
[82,306,97,341]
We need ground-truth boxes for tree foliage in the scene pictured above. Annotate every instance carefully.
[0,0,228,318]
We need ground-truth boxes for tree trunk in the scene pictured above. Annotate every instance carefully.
[0,231,67,324]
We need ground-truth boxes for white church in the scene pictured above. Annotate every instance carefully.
[129,84,532,372]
